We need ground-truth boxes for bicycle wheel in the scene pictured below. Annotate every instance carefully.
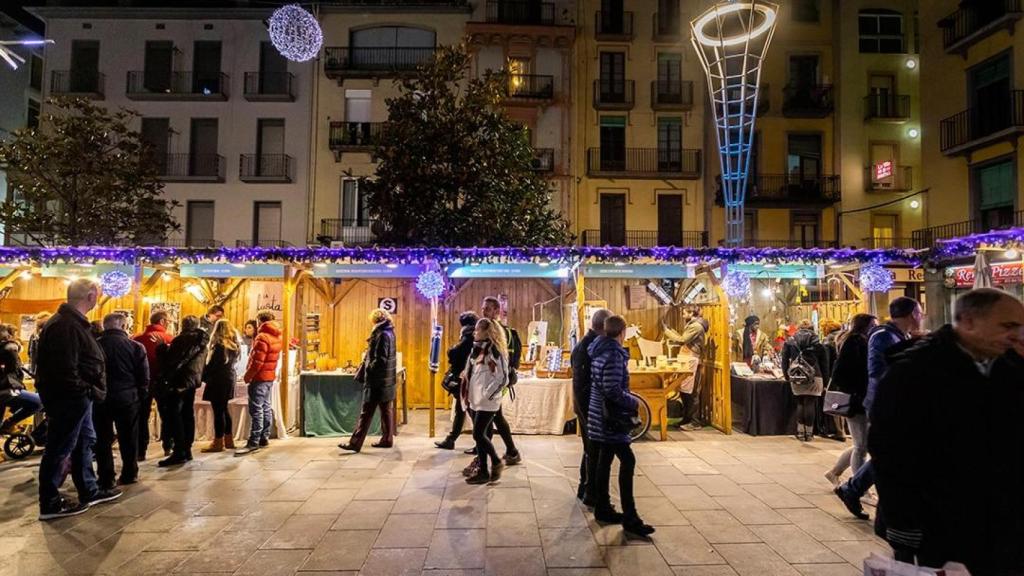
[629,392,652,441]
[4,433,35,460]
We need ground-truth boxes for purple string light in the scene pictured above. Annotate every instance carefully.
[932,227,1024,260]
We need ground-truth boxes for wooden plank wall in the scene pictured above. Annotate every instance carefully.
[582,278,686,340]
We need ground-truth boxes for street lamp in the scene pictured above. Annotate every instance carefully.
[691,1,778,246]
[0,40,54,70]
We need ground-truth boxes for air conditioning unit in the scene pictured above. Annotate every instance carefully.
[876,180,893,189]
[329,241,346,249]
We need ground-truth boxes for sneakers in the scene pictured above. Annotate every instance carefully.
[462,457,480,477]
[680,422,703,432]
[824,470,841,488]
[38,497,88,521]
[503,452,522,466]
[834,486,870,520]
[84,488,123,507]
[235,442,261,456]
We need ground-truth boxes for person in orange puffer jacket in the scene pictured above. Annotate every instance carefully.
[236,311,282,455]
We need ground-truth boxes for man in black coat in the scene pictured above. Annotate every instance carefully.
[95,313,149,487]
[157,315,209,467]
[570,308,611,506]
[36,279,122,520]
[869,288,1024,576]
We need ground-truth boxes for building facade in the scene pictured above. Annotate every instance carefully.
[31,3,313,248]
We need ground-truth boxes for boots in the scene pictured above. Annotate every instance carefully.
[223,435,235,450]
[201,437,224,453]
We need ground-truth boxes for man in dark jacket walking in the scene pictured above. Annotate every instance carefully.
[570,307,611,506]
[340,308,397,453]
[435,311,479,450]
[95,313,149,487]
[36,279,122,520]
[869,289,1024,575]
[157,315,208,467]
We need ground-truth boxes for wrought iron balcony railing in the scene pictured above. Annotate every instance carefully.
[651,80,694,110]
[716,174,841,206]
[862,237,915,249]
[484,0,556,25]
[580,229,707,248]
[782,83,834,117]
[156,153,225,182]
[328,122,382,160]
[318,219,378,246]
[50,70,105,99]
[940,0,1023,54]
[593,79,635,110]
[240,154,293,183]
[940,90,1024,155]
[911,211,1024,249]
[864,93,911,121]
[243,72,295,102]
[235,239,293,248]
[126,71,229,100]
[865,165,913,192]
[531,148,555,173]
[587,147,701,179]
[506,74,554,100]
[323,47,436,78]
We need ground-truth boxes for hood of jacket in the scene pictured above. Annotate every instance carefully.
[588,334,627,362]
[370,319,394,338]
[459,324,475,341]
[792,328,820,349]
[258,321,282,338]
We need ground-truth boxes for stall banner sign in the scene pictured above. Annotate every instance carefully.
[249,281,284,320]
[313,263,424,278]
[0,268,13,277]
[583,263,693,278]
[891,267,925,283]
[447,263,569,278]
[180,263,285,278]
[874,160,893,180]
[378,297,399,315]
[948,262,1023,287]
[721,263,824,279]
[41,263,134,278]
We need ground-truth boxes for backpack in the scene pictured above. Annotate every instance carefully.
[503,324,522,398]
[787,346,819,391]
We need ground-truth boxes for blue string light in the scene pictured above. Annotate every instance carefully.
[416,269,446,299]
[722,270,751,301]
[859,263,894,293]
[100,270,132,298]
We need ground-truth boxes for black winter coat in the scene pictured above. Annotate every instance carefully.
[571,329,600,420]
[159,328,209,395]
[0,340,24,394]
[445,325,474,388]
[202,343,239,404]
[826,333,869,414]
[35,303,106,407]
[868,326,1024,575]
[97,329,149,407]
[361,320,396,403]
[781,329,830,396]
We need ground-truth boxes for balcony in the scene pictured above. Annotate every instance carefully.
[738,239,839,249]
[653,12,683,42]
[318,219,377,246]
[911,211,1024,249]
[865,165,913,192]
[505,74,554,102]
[595,10,634,41]
[782,83,834,118]
[243,72,295,102]
[328,121,382,160]
[531,148,555,173]
[323,47,436,82]
[50,70,105,99]
[160,238,224,248]
[236,239,293,248]
[593,79,635,110]
[580,229,708,248]
[484,1,556,25]
[864,93,911,122]
[651,80,694,111]
[940,0,1023,55]
[240,154,293,183]
[126,71,229,101]
[716,174,841,208]
[940,90,1024,155]
[157,153,225,183]
[587,148,701,179]
[862,237,915,249]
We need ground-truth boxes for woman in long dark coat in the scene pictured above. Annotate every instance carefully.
[340,308,397,453]
[435,311,479,450]
[201,319,240,453]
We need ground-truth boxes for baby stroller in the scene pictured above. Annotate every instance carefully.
[2,411,47,459]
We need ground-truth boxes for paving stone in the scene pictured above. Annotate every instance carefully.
[393,488,445,514]
[145,515,234,551]
[487,488,535,513]
[301,529,378,571]
[604,545,674,576]
[744,484,814,510]
[234,549,310,576]
[535,498,588,529]
[359,547,428,576]
[714,495,789,525]
[750,525,844,564]
[116,550,193,575]
[376,513,437,548]
[714,543,801,576]
[778,509,873,542]
[792,565,862,576]
[650,526,725,566]
[670,567,739,576]
[684,510,762,544]
[295,488,358,515]
[481,546,546,576]
[174,529,272,573]
[639,465,693,486]
[356,478,408,501]
[664,486,722,511]
[634,496,691,526]
[333,500,395,530]
[539,527,605,568]
[424,529,487,570]
[261,514,335,549]
[436,499,488,529]
[487,512,541,547]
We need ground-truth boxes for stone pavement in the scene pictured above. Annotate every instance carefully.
[0,413,889,576]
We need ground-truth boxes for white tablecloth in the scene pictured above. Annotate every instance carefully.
[501,377,574,435]
[147,379,291,443]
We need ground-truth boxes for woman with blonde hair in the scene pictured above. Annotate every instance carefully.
[340,308,397,453]
[462,317,509,485]
[201,319,240,453]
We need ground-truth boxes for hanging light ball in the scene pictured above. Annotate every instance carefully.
[268,4,323,63]
[722,270,751,301]
[100,270,132,298]
[860,263,894,293]
[416,269,446,300]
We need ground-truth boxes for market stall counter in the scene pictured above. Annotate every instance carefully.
[300,369,408,437]
[730,374,796,436]
[500,376,574,435]
[629,357,696,441]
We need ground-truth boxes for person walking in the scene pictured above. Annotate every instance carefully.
[678,307,708,431]
[237,311,282,455]
[824,313,877,486]
[435,311,479,450]
[588,315,654,537]
[36,278,121,520]
[94,313,149,487]
[781,320,829,442]
[462,318,509,485]
[201,319,240,453]
[156,315,208,467]
[478,297,521,464]
[869,289,1024,575]
[570,308,611,505]
[26,310,51,376]
[0,324,41,433]
[134,311,174,460]
[340,309,397,453]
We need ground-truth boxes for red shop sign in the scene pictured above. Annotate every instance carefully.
[875,160,893,180]
[949,262,1024,288]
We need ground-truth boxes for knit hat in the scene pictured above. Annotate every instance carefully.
[744,315,760,328]
[459,311,479,328]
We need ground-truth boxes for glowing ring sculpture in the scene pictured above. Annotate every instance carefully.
[693,3,778,47]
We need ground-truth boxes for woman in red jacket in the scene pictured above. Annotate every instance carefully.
[236,311,282,455]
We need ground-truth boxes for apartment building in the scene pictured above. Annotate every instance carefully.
[573,0,707,249]
[917,0,1024,249]
[30,2,313,248]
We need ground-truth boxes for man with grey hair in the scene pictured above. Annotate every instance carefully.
[570,307,612,506]
[869,288,1024,575]
[36,278,121,520]
[95,313,149,488]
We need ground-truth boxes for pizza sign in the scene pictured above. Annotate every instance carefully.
[874,160,893,180]
[947,262,1023,288]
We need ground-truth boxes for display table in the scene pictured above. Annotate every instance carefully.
[299,369,407,437]
[500,377,574,435]
[730,375,796,436]
[630,368,693,441]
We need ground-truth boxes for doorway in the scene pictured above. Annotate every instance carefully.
[600,193,626,246]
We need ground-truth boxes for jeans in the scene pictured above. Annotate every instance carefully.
[594,441,637,517]
[210,399,232,438]
[94,399,139,487]
[485,408,518,456]
[2,391,42,429]
[829,413,869,478]
[38,396,98,507]
[348,400,394,451]
[444,394,466,443]
[247,380,274,444]
[576,413,599,502]
[843,459,875,497]
[472,410,500,475]
[162,389,196,459]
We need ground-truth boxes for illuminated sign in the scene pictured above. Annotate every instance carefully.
[875,160,893,180]
[179,263,284,278]
[947,262,1023,288]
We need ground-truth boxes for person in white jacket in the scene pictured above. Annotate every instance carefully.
[461,318,509,485]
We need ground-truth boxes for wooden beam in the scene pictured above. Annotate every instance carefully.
[214,278,247,304]
[331,279,359,308]
[530,277,558,300]
[310,278,331,302]
[0,269,24,295]
[280,266,296,432]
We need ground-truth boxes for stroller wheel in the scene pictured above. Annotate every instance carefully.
[4,433,36,460]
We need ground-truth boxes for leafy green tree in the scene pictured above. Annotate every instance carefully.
[0,97,179,246]
[359,44,570,246]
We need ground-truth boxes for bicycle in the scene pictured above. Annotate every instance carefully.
[628,391,652,442]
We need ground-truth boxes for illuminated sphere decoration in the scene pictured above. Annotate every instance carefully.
[416,269,446,300]
[100,270,133,298]
[859,263,894,293]
[722,270,752,301]
[268,4,322,63]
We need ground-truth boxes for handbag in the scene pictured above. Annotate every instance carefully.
[823,389,854,417]
[441,371,460,394]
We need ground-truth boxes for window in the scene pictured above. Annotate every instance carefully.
[29,55,42,91]
[974,158,1016,230]
[253,202,282,246]
[143,41,174,92]
[70,40,100,93]
[193,41,222,94]
[657,0,680,34]
[859,10,904,53]
[189,118,219,177]
[744,210,757,243]
[790,212,819,247]
[656,53,682,98]
[657,117,682,171]
[141,118,170,173]
[792,0,819,23]
[657,194,683,247]
[349,26,436,69]
[26,99,40,130]
[341,179,370,227]
[599,52,626,101]
[787,134,822,179]
[599,116,626,171]
[256,119,285,176]
[871,214,899,248]
[600,193,626,246]
[186,201,215,246]
[258,41,289,94]
[508,57,530,96]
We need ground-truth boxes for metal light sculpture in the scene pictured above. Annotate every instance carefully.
[268,4,322,62]
[691,1,777,246]
[0,40,53,70]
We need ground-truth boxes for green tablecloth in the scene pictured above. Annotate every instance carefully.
[301,372,380,437]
